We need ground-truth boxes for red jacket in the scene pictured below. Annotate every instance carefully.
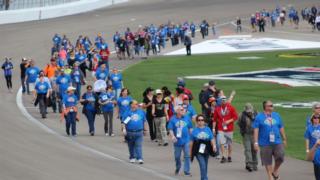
[99,48,110,61]
[213,103,238,132]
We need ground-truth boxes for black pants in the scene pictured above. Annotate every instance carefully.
[5,75,12,89]
[37,94,47,118]
[259,25,265,32]
[147,115,156,140]
[80,62,87,78]
[186,45,191,56]
[315,164,320,180]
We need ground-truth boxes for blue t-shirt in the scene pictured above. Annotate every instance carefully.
[117,96,132,119]
[71,69,82,84]
[26,67,40,83]
[56,74,71,95]
[191,126,213,141]
[95,68,109,81]
[82,92,96,112]
[252,112,284,146]
[305,125,320,149]
[2,62,13,76]
[35,81,50,94]
[183,104,197,121]
[99,92,115,112]
[110,73,122,90]
[123,109,146,131]
[314,147,320,166]
[63,94,78,108]
[76,54,87,63]
[168,115,193,146]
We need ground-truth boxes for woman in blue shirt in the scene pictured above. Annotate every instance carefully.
[99,86,116,136]
[80,85,97,136]
[190,114,216,180]
[1,57,13,92]
[117,88,132,121]
[305,114,320,153]
[109,67,123,100]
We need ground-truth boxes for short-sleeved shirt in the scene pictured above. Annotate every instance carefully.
[110,73,122,90]
[26,67,40,83]
[95,68,109,81]
[100,92,115,112]
[153,97,166,117]
[168,115,193,146]
[62,94,78,108]
[35,81,50,94]
[305,125,320,149]
[123,109,146,131]
[56,74,71,95]
[143,96,154,116]
[183,104,197,121]
[252,112,284,147]
[71,69,82,84]
[117,96,132,118]
[191,126,213,141]
[82,92,96,112]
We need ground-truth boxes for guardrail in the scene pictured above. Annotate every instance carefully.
[0,0,128,25]
[1,0,80,10]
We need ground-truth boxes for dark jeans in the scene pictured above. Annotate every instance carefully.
[315,164,320,180]
[21,77,26,93]
[103,111,113,135]
[84,110,96,133]
[196,154,209,180]
[186,45,191,56]
[37,94,47,117]
[147,115,156,140]
[126,131,143,160]
[5,75,12,89]
[65,112,77,136]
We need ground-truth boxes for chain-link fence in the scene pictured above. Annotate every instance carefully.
[0,0,81,10]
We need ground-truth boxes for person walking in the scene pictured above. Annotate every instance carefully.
[213,96,238,163]
[184,35,192,56]
[236,17,242,33]
[238,103,258,172]
[306,102,320,128]
[71,62,85,99]
[152,89,169,146]
[168,106,193,176]
[109,67,123,100]
[117,88,133,134]
[99,86,116,136]
[253,100,287,180]
[2,57,13,92]
[307,139,320,180]
[34,73,51,119]
[80,85,98,136]
[142,87,156,141]
[305,114,320,156]
[62,86,79,137]
[25,60,40,95]
[121,100,148,164]
[20,58,29,94]
[190,114,216,180]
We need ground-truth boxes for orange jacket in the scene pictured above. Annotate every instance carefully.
[60,106,80,122]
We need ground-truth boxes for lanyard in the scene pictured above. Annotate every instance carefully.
[221,106,228,117]
[266,113,274,130]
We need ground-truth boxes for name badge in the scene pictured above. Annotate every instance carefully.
[223,124,228,131]
[176,127,182,138]
[199,143,206,154]
[70,108,74,112]
[123,117,131,124]
[269,132,275,143]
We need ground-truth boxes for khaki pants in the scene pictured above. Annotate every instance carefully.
[154,116,168,144]
[242,134,258,168]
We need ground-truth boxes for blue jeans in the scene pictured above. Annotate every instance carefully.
[126,131,143,160]
[113,88,121,100]
[65,112,77,135]
[174,143,190,174]
[74,83,81,100]
[84,110,95,133]
[196,154,209,180]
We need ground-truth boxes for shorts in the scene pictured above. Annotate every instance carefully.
[29,83,35,92]
[260,144,285,166]
[218,131,233,145]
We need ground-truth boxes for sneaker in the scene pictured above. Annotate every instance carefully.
[105,133,109,136]
[137,159,144,164]
[220,157,227,163]
[72,134,77,137]
[228,157,232,163]
[253,166,258,171]
[184,172,192,177]
[110,133,115,137]
[174,169,179,175]
[129,159,136,163]
[246,166,253,172]
[90,132,94,136]
[272,173,280,180]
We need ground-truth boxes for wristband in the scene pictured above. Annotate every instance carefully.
[254,142,258,145]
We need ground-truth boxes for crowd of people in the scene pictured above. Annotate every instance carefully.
[1,5,320,180]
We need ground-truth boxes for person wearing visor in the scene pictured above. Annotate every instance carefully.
[121,100,148,164]
[62,86,79,137]
[213,95,238,163]
[253,100,287,180]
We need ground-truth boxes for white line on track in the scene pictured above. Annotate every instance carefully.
[16,87,177,180]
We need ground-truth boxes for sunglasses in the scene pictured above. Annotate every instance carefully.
[267,105,273,107]
[315,107,320,109]
[197,118,205,122]
[313,117,320,120]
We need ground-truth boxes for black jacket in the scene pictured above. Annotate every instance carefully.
[191,139,217,162]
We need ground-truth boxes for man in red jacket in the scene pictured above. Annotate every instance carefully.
[213,96,238,163]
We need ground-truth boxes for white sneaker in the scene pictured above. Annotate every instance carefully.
[137,159,144,164]
[110,133,115,137]
[105,133,108,136]
[129,159,136,163]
